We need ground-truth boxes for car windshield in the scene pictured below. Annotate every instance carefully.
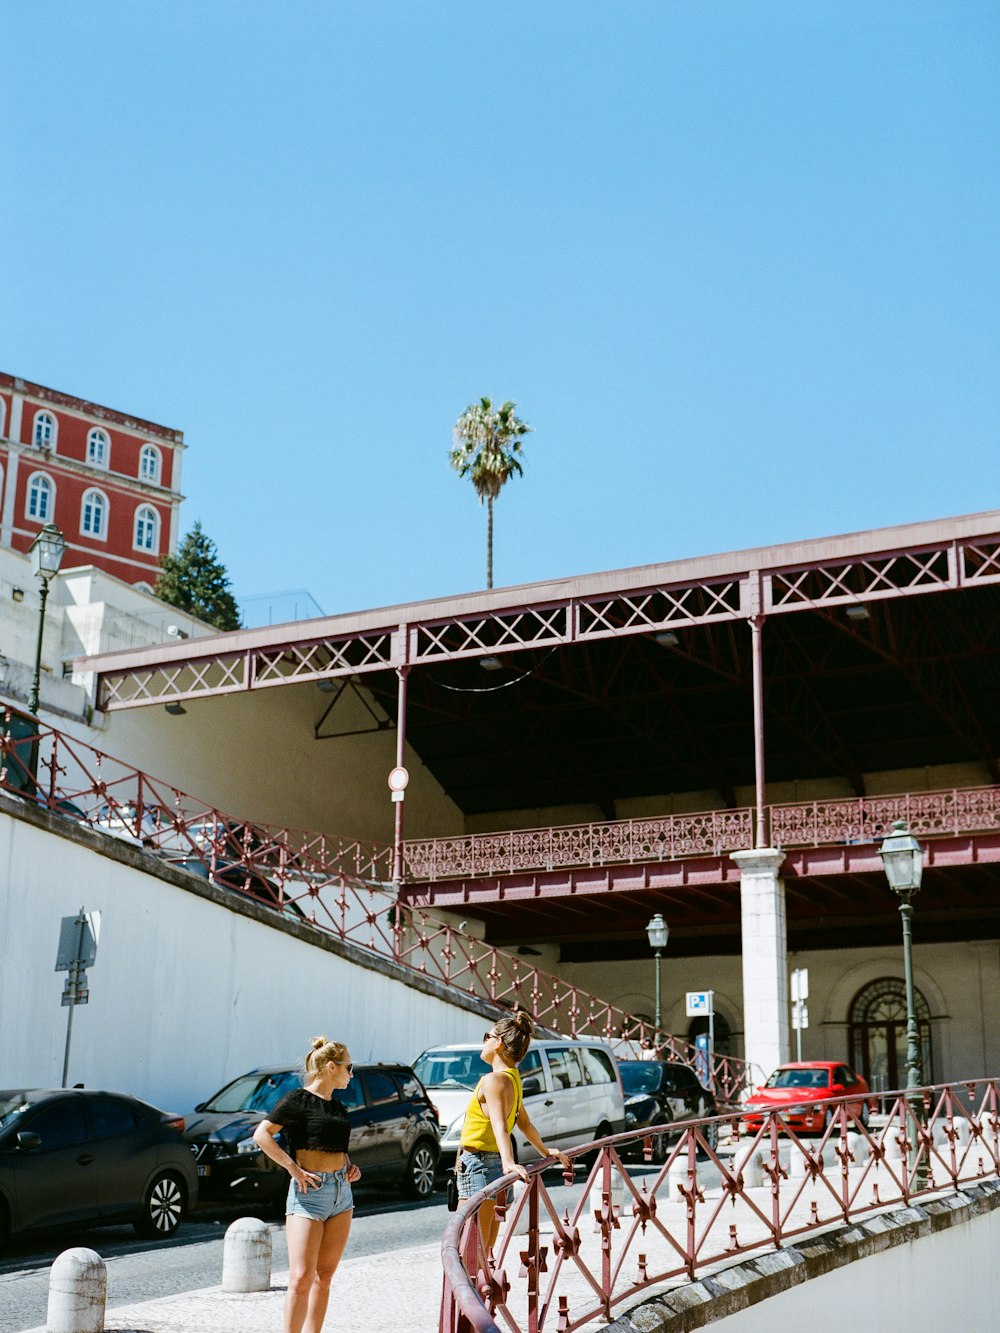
[765,1068,829,1089]
[202,1070,302,1113]
[0,1095,32,1131]
[412,1050,480,1090]
[619,1063,662,1096]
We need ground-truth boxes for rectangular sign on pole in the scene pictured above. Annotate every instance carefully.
[790,967,809,1002]
[55,912,100,971]
[686,991,713,1018]
[791,1000,808,1030]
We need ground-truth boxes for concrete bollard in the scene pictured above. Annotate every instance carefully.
[733,1146,763,1188]
[666,1159,698,1201]
[589,1172,626,1225]
[846,1131,869,1165]
[222,1217,272,1293]
[46,1248,106,1333]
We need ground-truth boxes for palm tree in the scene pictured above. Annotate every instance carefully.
[449,397,533,589]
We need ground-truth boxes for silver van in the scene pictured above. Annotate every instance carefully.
[412,1038,626,1164]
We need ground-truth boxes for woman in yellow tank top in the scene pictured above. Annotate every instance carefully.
[457,1011,573,1245]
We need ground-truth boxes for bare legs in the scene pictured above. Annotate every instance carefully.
[285,1210,353,1333]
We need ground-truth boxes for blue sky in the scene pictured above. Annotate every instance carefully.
[4,2,998,620]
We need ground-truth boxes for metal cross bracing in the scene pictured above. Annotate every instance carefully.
[0,707,748,1102]
[440,1078,1000,1333]
[88,516,1000,710]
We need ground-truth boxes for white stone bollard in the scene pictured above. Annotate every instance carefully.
[667,1159,698,1201]
[733,1146,763,1188]
[787,1145,809,1179]
[222,1217,272,1293]
[589,1171,626,1224]
[846,1131,869,1165]
[46,1248,106,1333]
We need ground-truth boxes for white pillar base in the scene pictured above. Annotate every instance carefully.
[732,847,789,1086]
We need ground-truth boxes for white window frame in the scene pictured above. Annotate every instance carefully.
[81,487,109,541]
[33,410,57,451]
[26,472,54,522]
[133,504,160,553]
[0,397,7,439]
[139,444,161,484]
[86,428,110,468]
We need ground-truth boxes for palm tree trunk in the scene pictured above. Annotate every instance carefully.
[487,497,494,589]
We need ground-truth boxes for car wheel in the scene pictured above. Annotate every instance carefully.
[650,1130,670,1165]
[134,1172,187,1238]
[860,1102,870,1129]
[401,1141,438,1200]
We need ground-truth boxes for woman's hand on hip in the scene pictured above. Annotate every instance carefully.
[292,1167,322,1192]
[346,1163,362,1183]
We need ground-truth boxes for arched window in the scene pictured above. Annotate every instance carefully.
[134,504,159,552]
[26,472,54,521]
[33,411,57,450]
[81,488,108,539]
[139,445,161,483]
[848,977,932,1092]
[87,428,109,468]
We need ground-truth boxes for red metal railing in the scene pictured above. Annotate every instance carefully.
[441,1079,1000,1333]
[770,785,1000,848]
[404,808,753,882]
[0,708,749,1099]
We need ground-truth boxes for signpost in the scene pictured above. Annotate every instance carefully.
[791,967,809,1061]
[686,990,715,1091]
[56,908,100,1087]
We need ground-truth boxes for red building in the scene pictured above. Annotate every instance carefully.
[0,372,183,586]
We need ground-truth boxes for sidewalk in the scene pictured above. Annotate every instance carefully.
[23,1241,444,1333]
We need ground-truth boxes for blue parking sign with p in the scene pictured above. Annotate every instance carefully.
[686,990,711,1017]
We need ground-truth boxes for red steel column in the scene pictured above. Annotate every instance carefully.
[750,613,767,848]
[392,664,409,884]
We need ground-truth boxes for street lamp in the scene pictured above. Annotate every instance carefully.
[879,818,925,1183]
[645,912,669,1039]
[27,524,67,716]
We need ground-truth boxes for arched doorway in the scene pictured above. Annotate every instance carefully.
[848,977,932,1091]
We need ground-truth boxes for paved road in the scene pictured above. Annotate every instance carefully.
[0,1185,452,1333]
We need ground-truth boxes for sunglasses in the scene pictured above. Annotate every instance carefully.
[483,1031,500,1043]
[335,1061,354,1073]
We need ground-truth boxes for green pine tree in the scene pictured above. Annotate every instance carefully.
[154,521,241,631]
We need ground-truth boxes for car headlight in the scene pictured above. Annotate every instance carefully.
[236,1137,261,1155]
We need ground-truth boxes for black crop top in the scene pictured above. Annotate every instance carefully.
[270,1088,351,1156]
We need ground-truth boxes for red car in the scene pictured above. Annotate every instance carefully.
[741,1062,870,1134]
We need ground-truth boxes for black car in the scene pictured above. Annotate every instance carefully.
[0,1088,198,1241]
[619,1061,718,1160]
[184,1064,440,1208]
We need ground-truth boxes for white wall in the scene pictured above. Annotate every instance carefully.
[708,1198,1000,1331]
[0,803,492,1115]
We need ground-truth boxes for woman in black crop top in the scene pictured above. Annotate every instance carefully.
[253,1036,362,1333]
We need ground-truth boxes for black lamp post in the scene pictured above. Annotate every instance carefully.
[879,818,925,1182]
[645,912,669,1039]
[27,524,67,717]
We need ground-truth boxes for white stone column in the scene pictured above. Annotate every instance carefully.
[732,847,788,1084]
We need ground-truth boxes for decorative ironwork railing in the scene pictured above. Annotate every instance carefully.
[769,785,1000,848]
[0,708,750,1101]
[404,809,754,882]
[441,1079,1000,1333]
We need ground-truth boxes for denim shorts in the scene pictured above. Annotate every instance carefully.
[457,1150,505,1200]
[285,1167,353,1221]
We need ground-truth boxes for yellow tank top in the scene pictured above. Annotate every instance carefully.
[461,1067,522,1151]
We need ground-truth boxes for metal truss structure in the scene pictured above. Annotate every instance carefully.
[88,513,1000,710]
[441,1079,1000,1332]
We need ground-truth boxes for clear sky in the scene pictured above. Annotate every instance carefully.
[3,2,998,620]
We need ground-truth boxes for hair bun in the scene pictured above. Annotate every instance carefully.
[514,1011,534,1035]
[311,1035,328,1050]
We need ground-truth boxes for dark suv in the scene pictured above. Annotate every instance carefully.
[619,1060,718,1159]
[184,1064,440,1208]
